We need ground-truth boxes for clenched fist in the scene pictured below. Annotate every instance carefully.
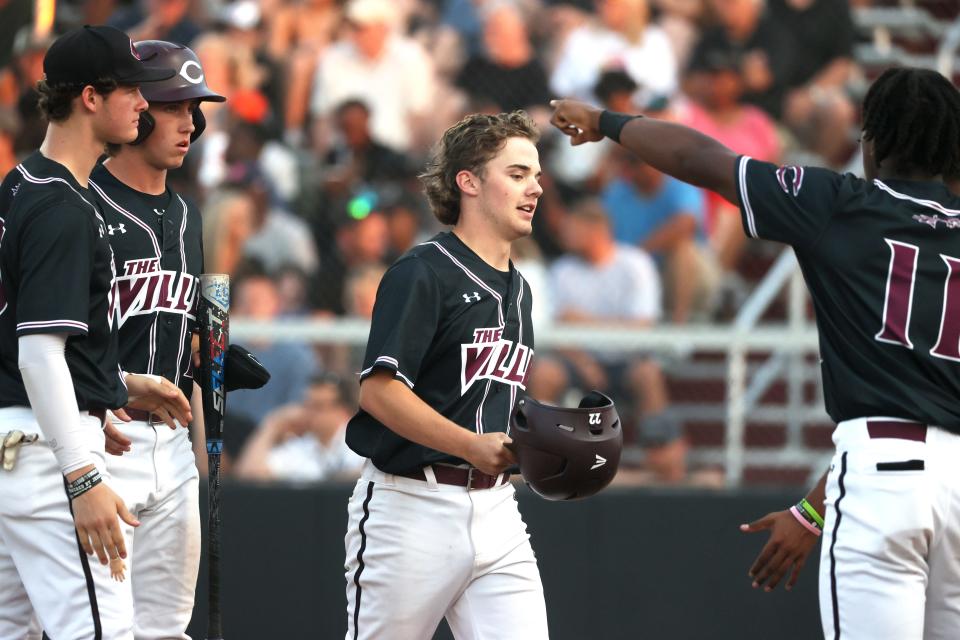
[549,99,604,146]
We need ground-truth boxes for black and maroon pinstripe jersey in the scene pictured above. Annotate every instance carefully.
[89,163,203,401]
[0,152,127,410]
[735,156,960,430]
[346,231,535,474]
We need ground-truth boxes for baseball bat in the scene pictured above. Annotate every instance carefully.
[198,274,229,640]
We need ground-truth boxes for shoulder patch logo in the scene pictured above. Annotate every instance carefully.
[107,223,127,235]
[463,292,481,303]
[775,165,805,196]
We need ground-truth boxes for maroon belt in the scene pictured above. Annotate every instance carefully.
[866,420,927,442]
[398,466,509,490]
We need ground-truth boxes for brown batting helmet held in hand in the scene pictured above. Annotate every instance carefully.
[509,392,622,501]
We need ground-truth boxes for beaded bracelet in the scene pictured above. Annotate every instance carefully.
[67,468,102,501]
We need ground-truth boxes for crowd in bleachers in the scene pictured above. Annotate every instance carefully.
[3,0,955,486]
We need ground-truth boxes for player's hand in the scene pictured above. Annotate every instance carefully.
[103,415,132,456]
[549,99,604,146]
[464,432,517,476]
[740,509,820,592]
[70,475,139,565]
[125,374,192,430]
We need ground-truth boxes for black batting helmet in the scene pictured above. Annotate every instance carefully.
[509,392,622,501]
[131,40,226,145]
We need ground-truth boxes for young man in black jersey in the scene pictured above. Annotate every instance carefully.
[551,67,960,639]
[0,26,192,638]
[87,40,224,639]
[343,111,548,639]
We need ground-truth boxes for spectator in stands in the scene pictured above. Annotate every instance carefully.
[314,201,390,314]
[276,265,312,317]
[268,0,342,143]
[384,194,429,262]
[688,0,793,120]
[223,111,300,208]
[679,42,781,270]
[455,3,552,115]
[109,0,202,46]
[769,0,857,166]
[550,0,678,102]
[225,163,319,277]
[309,0,436,154]
[228,272,321,426]
[541,199,682,457]
[548,0,678,187]
[201,189,256,277]
[600,146,719,323]
[218,1,286,127]
[343,263,387,320]
[235,374,363,483]
[2,27,51,155]
[321,99,413,198]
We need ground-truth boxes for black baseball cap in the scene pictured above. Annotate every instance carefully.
[43,25,176,86]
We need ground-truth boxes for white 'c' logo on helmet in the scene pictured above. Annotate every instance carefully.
[179,60,204,84]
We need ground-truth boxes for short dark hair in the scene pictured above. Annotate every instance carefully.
[36,77,119,122]
[335,98,371,118]
[419,110,539,225]
[862,67,960,179]
[308,372,353,406]
[594,70,637,104]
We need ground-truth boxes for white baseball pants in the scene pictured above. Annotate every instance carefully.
[344,460,548,640]
[0,407,134,640]
[105,418,200,640]
[820,417,960,640]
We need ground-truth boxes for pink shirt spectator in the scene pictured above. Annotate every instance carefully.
[679,101,781,232]
[679,101,780,163]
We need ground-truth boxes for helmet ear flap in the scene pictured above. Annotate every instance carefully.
[190,106,206,142]
[131,111,155,146]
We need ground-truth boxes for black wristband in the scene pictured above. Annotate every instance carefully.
[598,111,641,144]
[67,468,102,500]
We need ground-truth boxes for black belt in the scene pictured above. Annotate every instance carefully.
[398,466,510,490]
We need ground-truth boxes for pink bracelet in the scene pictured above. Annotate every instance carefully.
[790,505,822,537]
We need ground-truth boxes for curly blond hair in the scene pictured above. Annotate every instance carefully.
[419,111,539,225]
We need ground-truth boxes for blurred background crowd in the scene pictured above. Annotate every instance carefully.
[2,0,957,488]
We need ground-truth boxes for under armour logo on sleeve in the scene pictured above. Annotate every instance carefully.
[107,223,127,235]
[463,292,481,303]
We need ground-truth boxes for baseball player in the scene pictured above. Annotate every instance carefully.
[86,40,225,639]
[0,26,192,639]
[550,66,960,640]
[344,111,547,639]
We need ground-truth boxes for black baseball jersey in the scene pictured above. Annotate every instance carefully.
[735,156,960,431]
[0,152,127,410]
[346,231,535,474]
[89,164,203,401]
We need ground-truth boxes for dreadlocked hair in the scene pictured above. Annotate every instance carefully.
[861,67,960,179]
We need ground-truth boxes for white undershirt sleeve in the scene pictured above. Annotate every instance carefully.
[18,333,95,475]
